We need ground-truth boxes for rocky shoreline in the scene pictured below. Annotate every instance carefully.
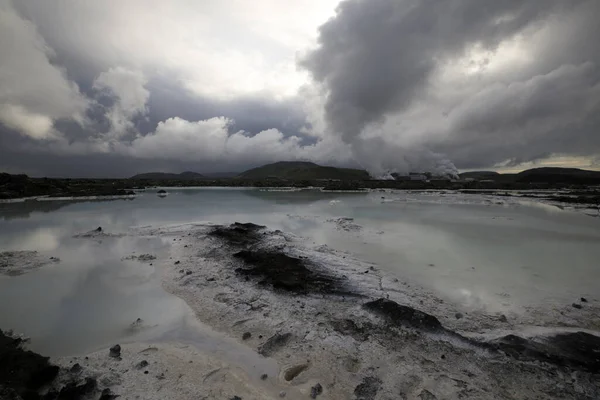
[155,222,600,399]
[1,222,599,399]
[3,171,600,201]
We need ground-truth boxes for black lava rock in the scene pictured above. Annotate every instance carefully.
[70,363,82,373]
[109,344,121,358]
[354,376,382,400]
[99,388,119,400]
[363,298,443,332]
[58,377,97,400]
[310,383,323,398]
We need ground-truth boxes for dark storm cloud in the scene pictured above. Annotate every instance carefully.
[3,0,600,177]
[301,0,600,171]
[301,0,575,140]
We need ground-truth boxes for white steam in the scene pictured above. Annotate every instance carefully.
[351,138,459,179]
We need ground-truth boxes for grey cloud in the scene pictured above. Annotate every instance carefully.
[143,76,307,137]
[3,0,600,177]
[301,0,574,140]
[301,0,599,173]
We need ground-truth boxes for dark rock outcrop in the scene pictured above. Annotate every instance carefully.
[363,299,443,332]
[492,332,600,373]
[209,222,265,246]
[233,250,345,295]
[0,330,59,399]
[354,376,382,400]
[109,344,121,358]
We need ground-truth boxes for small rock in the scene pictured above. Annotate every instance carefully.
[206,277,216,282]
[419,389,437,400]
[258,335,263,339]
[279,391,286,398]
[581,297,588,303]
[499,315,508,323]
[572,303,583,309]
[144,370,149,374]
[95,227,102,232]
[441,354,446,360]
[58,377,97,398]
[99,388,119,400]
[455,313,463,319]
[186,270,192,275]
[174,261,180,265]
[109,344,121,358]
[310,383,323,398]
[369,266,375,271]
[364,270,369,274]
[260,374,268,380]
[230,397,242,400]
[179,269,184,273]
[136,360,149,370]
[156,372,165,380]
[242,332,252,340]
[70,363,82,373]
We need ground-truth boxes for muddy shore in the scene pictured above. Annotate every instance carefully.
[155,222,600,399]
[2,222,599,399]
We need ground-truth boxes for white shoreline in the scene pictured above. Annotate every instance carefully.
[6,221,600,399]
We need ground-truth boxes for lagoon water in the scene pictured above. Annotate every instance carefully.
[1,188,599,356]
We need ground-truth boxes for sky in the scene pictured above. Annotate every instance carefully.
[1,0,599,178]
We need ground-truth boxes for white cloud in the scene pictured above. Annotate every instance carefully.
[0,105,54,139]
[126,116,351,166]
[15,0,341,100]
[0,1,87,138]
[93,67,149,137]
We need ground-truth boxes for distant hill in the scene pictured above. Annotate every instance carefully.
[459,167,600,184]
[238,161,370,180]
[202,172,239,178]
[130,171,205,180]
[459,171,500,180]
[516,167,600,184]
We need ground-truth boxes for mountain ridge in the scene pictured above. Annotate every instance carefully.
[236,161,370,180]
[130,171,205,180]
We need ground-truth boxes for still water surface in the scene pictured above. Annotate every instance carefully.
[1,188,599,356]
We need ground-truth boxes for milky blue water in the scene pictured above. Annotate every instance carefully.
[1,188,599,356]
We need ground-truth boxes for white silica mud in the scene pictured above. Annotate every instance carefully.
[0,188,599,399]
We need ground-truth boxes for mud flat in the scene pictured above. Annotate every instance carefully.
[0,251,60,276]
[0,329,278,400]
[2,222,599,399]
[147,222,600,399]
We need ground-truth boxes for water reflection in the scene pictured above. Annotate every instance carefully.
[0,234,178,356]
[240,188,367,204]
[0,188,599,357]
[0,198,135,221]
